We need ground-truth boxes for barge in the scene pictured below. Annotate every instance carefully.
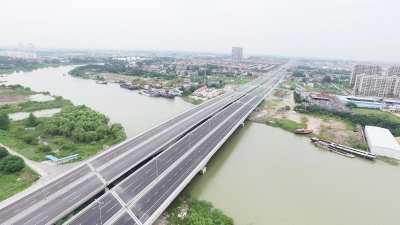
[120,83,139,90]
[139,90,155,97]
[310,137,376,160]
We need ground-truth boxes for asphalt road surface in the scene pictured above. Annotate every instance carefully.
[66,71,282,225]
[0,164,91,224]
[14,174,103,225]
[68,192,123,225]
[130,97,262,223]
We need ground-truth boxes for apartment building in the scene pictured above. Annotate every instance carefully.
[0,51,36,59]
[386,65,400,76]
[349,64,382,87]
[354,74,400,97]
[231,47,243,61]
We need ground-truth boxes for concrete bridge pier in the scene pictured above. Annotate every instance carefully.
[199,167,207,175]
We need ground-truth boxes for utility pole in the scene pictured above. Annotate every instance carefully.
[40,176,47,201]
[96,199,104,225]
[188,133,193,149]
[154,157,159,177]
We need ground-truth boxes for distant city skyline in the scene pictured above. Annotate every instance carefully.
[1,0,399,62]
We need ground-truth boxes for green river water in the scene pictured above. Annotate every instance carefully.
[1,66,400,225]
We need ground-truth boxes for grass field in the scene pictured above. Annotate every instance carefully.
[0,166,39,202]
[266,117,307,132]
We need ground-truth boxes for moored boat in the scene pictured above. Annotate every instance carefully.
[159,89,175,98]
[120,83,139,90]
[139,90,154,97]
[294,128,313,134]
[96,81,108,84]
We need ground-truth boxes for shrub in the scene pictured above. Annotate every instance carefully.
[0,112,10,130]
[0,147,9,159]
[23,134,37,145]
[61,143,77,151]
[0,155,25,173]
[38,145,52,153]
[285,105,291,111]
[345,102,357,109]
[52,137,68,146]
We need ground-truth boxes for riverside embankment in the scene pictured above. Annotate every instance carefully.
[2,66,400,225]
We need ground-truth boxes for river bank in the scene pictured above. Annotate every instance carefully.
[3,66,400,225]
[248,89,365,147]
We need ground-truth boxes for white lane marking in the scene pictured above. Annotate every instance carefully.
[69,193,82,203]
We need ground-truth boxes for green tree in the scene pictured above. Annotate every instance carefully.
[322,75,332,83]
[26,112,38,127]
[345,102,357,109]
[0,147,9,159]
[292,71,305,77]
[0,112,10,130]
[0,155,25,173]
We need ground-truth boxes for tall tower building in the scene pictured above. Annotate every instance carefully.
[349,64,382,88]
[231,47,243,61]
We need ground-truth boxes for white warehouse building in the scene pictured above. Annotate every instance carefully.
[364,126,400,160]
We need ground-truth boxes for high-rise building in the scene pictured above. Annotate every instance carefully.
[26,43,34,52]
[349,64,382,87]
[386,65,400,76]
[231,47,243,61]
[354,74,400,97]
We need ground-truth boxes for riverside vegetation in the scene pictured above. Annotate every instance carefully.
[0,56,100,75]
[164,188,233,225]
[0,146,38,201]
[0,84,127,162]
[0,104,126,162]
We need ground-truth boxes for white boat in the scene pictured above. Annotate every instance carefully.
[139,90,154,97]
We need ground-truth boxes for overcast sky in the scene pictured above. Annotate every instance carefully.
[1,0,399,62]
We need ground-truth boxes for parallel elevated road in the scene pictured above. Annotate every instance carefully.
[0,69,282,225]
[65,68,286,225]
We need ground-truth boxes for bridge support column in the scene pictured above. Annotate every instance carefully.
[240,122,244,127]
[199,167,207,175]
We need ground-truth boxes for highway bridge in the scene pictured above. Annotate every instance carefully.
[0,65,287,225]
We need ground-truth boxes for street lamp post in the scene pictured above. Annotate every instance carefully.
[208,118,213,133]
[154,157,159,177]
[96,199,104,225]
[39,176,46,201]
[188,133,194,149]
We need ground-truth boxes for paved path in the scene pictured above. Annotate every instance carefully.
[0,142,48,177]
[0,142,82,208]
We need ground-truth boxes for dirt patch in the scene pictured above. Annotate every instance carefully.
[0,95,30,106]
[89,73,135,83]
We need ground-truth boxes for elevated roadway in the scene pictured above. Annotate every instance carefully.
[65,69,285,225]
[0,71,278,225]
